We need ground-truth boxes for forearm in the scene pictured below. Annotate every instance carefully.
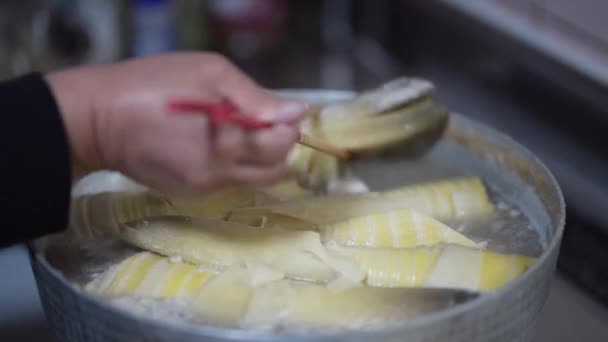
[0,73,72,247]
[45,66,105,178]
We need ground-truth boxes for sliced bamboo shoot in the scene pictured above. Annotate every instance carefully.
[306,151,341,189]
[88,259,251,328]
[189,268,253,327]
[228,211,315,231]
[121,216,365,283]
[85,252,214,298]
[320,78,434,121]
[69,192,176,238]
[321,209,477,248]
[228,177,494,229]
[260,180,313,201]
[322,102,447,154]
[320,98,433,134]
[383,177,495,221]
[330,244,535,291]
[286,143,315,181]
[70,188,276,238]
[168,188,264,219]
[287,141,340,190]
[243,279,465,329]
[88,256,469,329]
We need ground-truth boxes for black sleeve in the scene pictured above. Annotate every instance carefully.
[0,73,72,248]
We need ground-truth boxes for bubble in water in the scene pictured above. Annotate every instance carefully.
[169,255,183,264]
[497,201,509,210]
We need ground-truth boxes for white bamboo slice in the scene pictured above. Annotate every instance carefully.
[319,98,433,134]
[320,78,434,121]
[242,278,451,329]
[70,187,282,239]
[69,192,176,238]
[320,100,439,152]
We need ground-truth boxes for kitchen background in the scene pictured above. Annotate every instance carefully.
[1,0,608,340]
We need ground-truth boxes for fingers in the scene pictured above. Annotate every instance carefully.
[215,125,247,162]
[227,162,291,187]
[212,57,306,125]
[213,124,298,166]
[209,124,297,188]
[142,53,304,193]
[240,125,299,165]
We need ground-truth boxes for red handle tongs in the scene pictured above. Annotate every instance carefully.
[167,98,350,159]
[168,99,273,130]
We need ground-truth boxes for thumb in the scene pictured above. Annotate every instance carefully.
[217,68,306,125]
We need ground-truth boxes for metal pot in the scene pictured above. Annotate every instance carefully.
[28,90,565,342]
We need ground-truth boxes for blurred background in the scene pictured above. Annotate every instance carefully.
[1,0,608,341]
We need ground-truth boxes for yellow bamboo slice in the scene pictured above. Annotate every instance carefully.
[307,151,341,190]
[227,177,494,229]
[86,257,250,328]
[88,257,454,329]
[287,143,341,190]
[321,209,477,248]
[287,117,316,179]
[427,245,535,291]
[286,143,315,181]
[383,177,495,221]
[260,180,313,201]
[189,268,253,327]
[85,252,214,298]
[287,112,343,189]
[120,216,364,283]
[331,244,535,291]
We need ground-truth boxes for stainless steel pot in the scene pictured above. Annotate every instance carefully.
[28,90,565,342]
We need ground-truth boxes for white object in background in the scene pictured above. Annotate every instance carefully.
[77,0,124,63]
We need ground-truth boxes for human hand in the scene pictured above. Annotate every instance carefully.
[46,52,305,194]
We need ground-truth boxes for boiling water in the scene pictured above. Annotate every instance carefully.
[460,190,542,256]
[42,148,547,331]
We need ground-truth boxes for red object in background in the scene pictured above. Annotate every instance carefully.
[168,99,273,130]
[207,0,287,59]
